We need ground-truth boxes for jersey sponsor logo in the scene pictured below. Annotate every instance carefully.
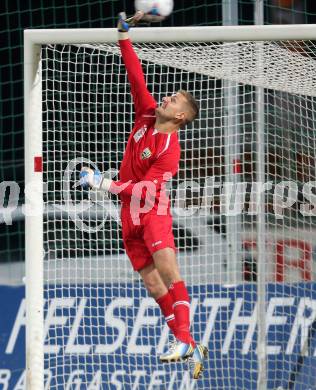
[133,125,148,142]
[141,147,152,160]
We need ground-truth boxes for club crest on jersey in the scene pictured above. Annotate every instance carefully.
[134,125,147,142]
[141,147,152,160]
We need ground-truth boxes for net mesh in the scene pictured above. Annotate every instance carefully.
[41,39,316,389]
[99,41,316,96]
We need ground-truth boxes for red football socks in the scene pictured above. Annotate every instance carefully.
[156,292,177,335]
[169,280,195,347]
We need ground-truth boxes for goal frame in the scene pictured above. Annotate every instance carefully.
[24,24,316,389]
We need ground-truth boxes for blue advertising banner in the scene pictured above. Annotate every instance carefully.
[0,284,316,389]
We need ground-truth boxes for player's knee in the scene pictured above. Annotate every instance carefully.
[142,276,166,298]
[144,281,163,298]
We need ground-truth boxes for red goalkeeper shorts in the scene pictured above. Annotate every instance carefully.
[121,207,176,271]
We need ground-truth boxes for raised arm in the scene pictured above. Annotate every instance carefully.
[118,19,156,120]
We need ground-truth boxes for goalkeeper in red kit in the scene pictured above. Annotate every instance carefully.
[80,12,207,379]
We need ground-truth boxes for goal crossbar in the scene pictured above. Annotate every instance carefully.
[25,24,316,45]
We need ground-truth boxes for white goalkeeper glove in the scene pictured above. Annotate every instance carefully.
[118,10,165,33]
[79,167,112,192]
[117,11,146,35]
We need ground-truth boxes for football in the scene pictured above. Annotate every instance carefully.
[134,0,174,18]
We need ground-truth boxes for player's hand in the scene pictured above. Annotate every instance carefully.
[79,167,102,189]
[79,167,113,192]
[117,11,145,32]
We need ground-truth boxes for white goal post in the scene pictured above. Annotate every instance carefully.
[25,25,316,390]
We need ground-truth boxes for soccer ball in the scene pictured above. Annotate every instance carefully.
[135,0,174,18]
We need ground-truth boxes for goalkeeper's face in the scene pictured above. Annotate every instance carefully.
[156,93,188,125]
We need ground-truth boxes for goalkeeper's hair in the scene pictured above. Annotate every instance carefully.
[178,90,199,128]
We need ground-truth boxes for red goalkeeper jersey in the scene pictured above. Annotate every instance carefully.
[110,39,181,215]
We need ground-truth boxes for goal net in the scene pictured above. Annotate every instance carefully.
[27,28,316,389]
